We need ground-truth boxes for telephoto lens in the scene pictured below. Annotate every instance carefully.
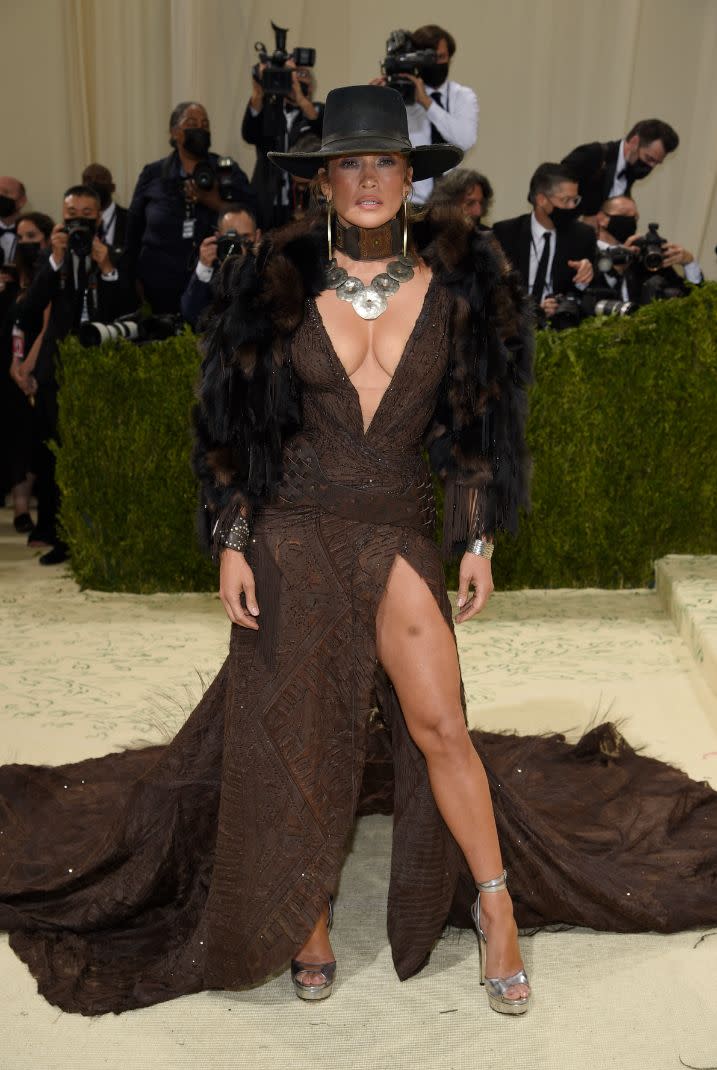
[78,319,140,347]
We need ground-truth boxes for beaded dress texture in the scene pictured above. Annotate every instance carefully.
[0,279,716,1016]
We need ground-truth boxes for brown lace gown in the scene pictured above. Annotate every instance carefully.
[1,279,716,1016]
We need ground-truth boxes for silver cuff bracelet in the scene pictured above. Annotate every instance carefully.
[466,538,494,560]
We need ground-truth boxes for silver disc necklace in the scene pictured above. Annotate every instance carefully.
[324,256,415,320]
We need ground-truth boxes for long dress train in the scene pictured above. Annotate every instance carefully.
[1,281,716,1015]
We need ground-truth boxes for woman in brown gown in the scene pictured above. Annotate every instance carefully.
[1,87,716,1017]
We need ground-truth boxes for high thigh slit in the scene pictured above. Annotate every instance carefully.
[1,279,716,1016]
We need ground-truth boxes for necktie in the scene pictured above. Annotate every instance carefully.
[531,232,551,299]
[429,91,446,145]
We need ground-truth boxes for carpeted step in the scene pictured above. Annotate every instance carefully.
[655,555,717,698]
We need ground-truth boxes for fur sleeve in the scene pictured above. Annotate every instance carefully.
[191,222,324,560]
[423,219,534,556]
[191,249,300,560]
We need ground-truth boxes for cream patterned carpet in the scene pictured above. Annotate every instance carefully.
[1,509,716,1070]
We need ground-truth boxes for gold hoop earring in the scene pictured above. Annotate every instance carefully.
[402,194,408,257]
[327,200,333,261]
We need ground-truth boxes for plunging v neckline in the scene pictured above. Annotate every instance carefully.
[311,274,437,439]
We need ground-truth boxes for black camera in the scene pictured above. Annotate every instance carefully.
[192,156,239,201]
[631,222,667,271]
[63,218,96,258]
[596,244,637,274]
[382,29,437,105]
[78,312,183,348]
[215,230,253,263]
[546,291,636,330]
[253,21,315,98]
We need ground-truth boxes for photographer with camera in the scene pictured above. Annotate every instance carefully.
[562,119,679,228]
[492,163,595,328]
[180,205,261,329]
[127,102,254,315]
[241,24,324,231]
[591,194,703,305]
[14,185,137,564]
[81,163,128,258]
[373,25,478,204]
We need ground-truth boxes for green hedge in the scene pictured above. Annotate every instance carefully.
[56,284,717,593]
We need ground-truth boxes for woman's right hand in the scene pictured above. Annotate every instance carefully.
[219,549,260,629]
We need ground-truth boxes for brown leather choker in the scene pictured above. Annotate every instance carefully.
[334,216,402,260]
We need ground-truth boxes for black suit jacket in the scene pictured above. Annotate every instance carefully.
[17,249,138,386]
[241,102,324,230]
[180,269,213,329]
[491,213,597,297]
[561,139,629,216]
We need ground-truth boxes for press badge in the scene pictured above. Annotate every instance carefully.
[182,218,196,240]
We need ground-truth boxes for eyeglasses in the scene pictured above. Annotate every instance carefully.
[549,194,582,209]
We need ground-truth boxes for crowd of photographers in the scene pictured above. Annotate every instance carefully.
[0,22,705,564]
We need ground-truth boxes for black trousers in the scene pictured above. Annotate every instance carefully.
[32,381,66,551]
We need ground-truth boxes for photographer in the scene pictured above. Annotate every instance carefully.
[14,186,137,564]
[592,194,703,304]
[562,118,679,227]
[428,168,493,229]
[127,102,254,314]
[242,60,324,231]
[2,212,53,537]
[180,205,260,329]
[375,25,478,204]
[0,176,27,267]
[492,163,595,326]
[81,163,128,256]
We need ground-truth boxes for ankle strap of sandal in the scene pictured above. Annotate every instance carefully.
[476,868,508,892]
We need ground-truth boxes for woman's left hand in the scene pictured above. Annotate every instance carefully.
[454,552,494,624]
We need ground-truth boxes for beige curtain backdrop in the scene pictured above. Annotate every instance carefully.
[4,0,717,277]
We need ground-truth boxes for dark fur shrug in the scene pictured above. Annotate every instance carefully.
[192,209,533,556]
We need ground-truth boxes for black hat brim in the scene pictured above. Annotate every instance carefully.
[268,143,463,181]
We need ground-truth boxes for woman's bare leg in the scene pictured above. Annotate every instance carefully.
[294,902,334,987]
[375,555,529,996]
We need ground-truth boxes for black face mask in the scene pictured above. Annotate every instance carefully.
[549,204,581,230]
[15,241,42,270]
[422,62,449,89]
[605,214,637,243]
[0,194,16,218]
[627,158,653,181]
[90,184,113,210]
[182,128,211,157]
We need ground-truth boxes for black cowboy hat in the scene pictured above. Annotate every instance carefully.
[268,84,463,181]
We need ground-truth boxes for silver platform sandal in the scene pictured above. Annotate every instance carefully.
[291,897,336,1002]
[470,869,531,1016]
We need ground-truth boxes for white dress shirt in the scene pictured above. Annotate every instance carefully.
[0,225,17,265]
[528,213,556,301]
[406,79,479,204]
[608,139,629,199]
[101,202,117,246]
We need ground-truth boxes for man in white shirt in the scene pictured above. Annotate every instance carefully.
[375,24,479,204]
[0,176,27,266]
[593,194,703,303]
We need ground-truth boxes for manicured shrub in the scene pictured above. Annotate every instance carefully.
[56,285,717,592]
